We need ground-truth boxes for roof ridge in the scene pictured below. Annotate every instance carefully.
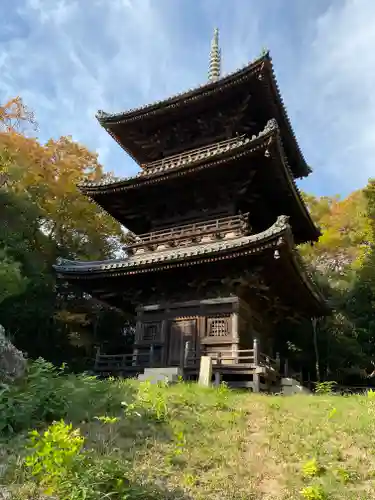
[95,53,270,124]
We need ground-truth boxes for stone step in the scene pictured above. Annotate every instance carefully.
[138,373,180,385]
[138,367,182,384]
[281,377,311,395]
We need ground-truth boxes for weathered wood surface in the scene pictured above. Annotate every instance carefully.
[126,213,250,253]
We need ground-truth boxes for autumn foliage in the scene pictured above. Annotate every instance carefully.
[0,97,123,260]
[0,97,128,366]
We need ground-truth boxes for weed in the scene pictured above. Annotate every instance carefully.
[93,415,119,424]
[334,467,359,484]
[327,407,337,420]
[24,420,84,495]
[315,381,337,395]
[300,485,328,500]
[165,429,187,468]
[214,381,231,410]
[302,458,323,479]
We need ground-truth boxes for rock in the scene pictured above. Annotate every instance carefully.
[0,325,26,383]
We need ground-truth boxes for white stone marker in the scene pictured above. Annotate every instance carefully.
[198,356,213,387]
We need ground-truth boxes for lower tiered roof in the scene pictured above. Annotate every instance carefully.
[54,215,327,317]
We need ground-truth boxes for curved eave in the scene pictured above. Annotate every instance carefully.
[54,215,290,278]
[54,216,327,316]
[78,125,274,194]
[288,249,329,316]
[78,122,319,243]
[96,52,309,178]
[271,133,320,243]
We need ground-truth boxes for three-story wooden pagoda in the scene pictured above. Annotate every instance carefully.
[54,30,327,385]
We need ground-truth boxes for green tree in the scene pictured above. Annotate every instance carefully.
[0,97,130,367]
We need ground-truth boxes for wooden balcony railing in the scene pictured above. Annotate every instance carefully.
[94,339,282,375]
[141,134,248,173]
[184,349,256,367]
[126,213,250,253]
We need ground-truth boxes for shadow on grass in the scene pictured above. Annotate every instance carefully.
[122,477,194,500]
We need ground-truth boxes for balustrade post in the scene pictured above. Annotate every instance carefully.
[217,352,222,366]
[184,341,191,368]
[132,348,138,367]
[252,338,260,393]
[149,344,154,368]
[253,338,259,366]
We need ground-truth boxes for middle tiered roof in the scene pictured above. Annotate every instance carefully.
[79,120,320,244]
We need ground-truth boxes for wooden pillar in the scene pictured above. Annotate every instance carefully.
[161,319,168,365]
[276,352,281,372]
[253,337,260,393]
[133,320,142,366]
[284,358,289,377]
[94,346,100,371]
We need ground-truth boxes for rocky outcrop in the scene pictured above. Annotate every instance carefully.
[0,325,26,383]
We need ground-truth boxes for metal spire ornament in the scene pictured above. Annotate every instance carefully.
[208,28,221,82]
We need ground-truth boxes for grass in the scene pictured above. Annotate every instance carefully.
[1,361,375,499]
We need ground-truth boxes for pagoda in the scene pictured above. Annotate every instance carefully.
[54,30,327,381]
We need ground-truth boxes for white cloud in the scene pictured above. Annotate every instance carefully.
[1,0,375,196]
[1,0,203,176]
[297,0,375,194]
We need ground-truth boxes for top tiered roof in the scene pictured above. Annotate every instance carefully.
[95,46,309,179]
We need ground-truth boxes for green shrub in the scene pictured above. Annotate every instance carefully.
[0,359,69,433]
[23,420,154,500]
[0,358,130,434]
[25,420,84,495]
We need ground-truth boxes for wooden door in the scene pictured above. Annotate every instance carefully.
[168,319,197,366]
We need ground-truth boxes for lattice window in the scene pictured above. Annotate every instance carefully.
[207,316,230,337]
[142,322,161,342]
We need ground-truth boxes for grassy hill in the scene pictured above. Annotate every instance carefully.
[1,361,375,499]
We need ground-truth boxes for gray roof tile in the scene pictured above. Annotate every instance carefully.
[54,215,290,275]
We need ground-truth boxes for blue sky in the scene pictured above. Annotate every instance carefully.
[0,0,374,197]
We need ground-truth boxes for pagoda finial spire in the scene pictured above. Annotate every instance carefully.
[208,27,221,82]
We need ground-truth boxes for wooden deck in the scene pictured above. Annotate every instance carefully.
[94,340,284,391]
